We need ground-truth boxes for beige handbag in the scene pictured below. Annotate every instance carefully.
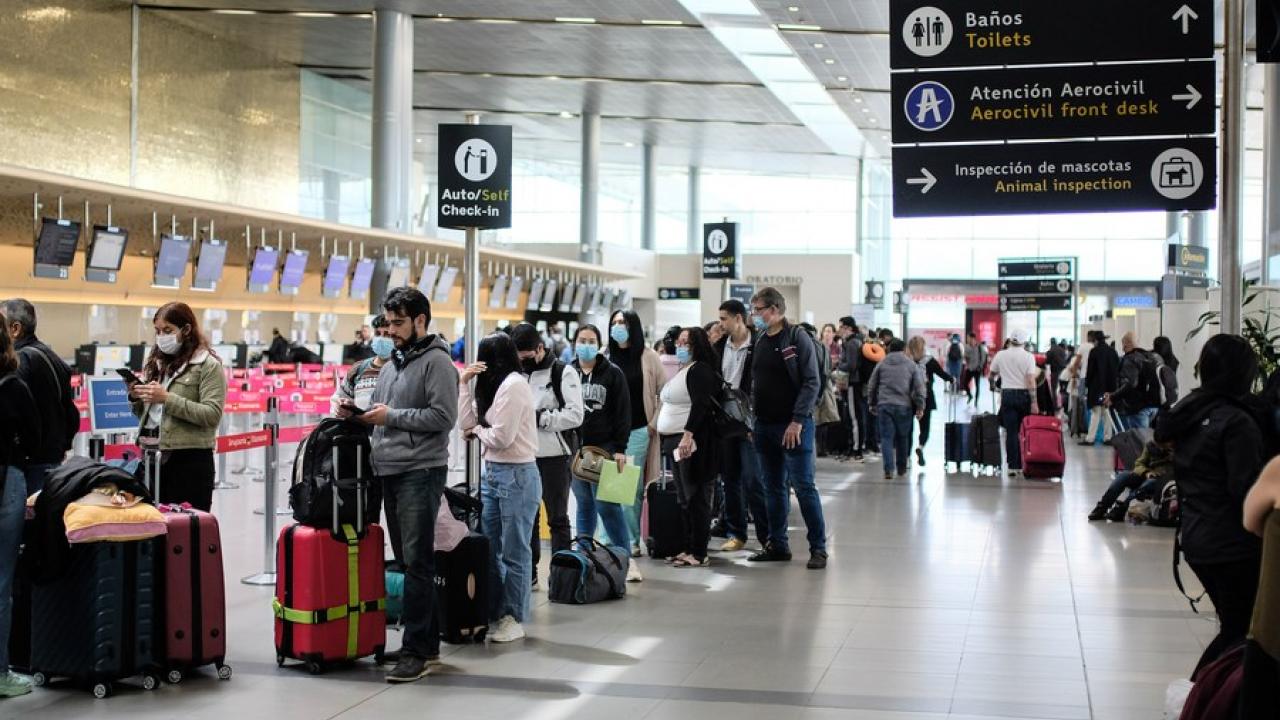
[570,445,612,483]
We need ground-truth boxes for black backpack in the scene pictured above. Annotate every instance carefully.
[947,342,963,363]
[1137,351,1164,408]
[289,418,375,536]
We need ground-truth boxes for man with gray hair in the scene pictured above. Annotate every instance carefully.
[2,298,78,495]
[1106,331,1162,430]
[746,287,828,569]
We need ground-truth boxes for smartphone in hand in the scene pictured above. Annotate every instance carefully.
[115,367,142,386]
[341,400,367,416]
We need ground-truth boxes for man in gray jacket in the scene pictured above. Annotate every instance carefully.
[349,287,458,683]
[868,338,926,479]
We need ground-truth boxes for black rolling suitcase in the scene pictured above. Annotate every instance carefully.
[31,540,163,698]
[943,393,970,471]
[9,523,32,674]
[969,413,1002,472]
[436,533,489,644]
[645,461,686,559]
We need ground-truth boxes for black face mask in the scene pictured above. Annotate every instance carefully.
[520,357,538,374]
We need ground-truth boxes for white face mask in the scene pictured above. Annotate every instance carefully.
[156,332,181,356]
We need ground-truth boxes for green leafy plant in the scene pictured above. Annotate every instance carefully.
[1187,278,1280,382]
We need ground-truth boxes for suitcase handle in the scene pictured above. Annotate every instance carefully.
[330,443,367,538]
[144,448,162,503]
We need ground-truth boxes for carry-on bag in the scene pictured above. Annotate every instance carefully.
[548,536,628,604]
[30,540,163,698]
[274,439,386,673]
[943,392,970,470]
[289,417,377,530]
[645,461,686,559]
[1110,410,1152,473]
[969,413,1002,471]
[1019,415,1065,479]
[436,533,490,644]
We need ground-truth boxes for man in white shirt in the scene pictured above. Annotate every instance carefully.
[988,330,1039,477]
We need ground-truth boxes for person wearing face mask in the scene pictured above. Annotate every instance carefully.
[606,310,666,557]
[656,327,722,567]
[569,325,638,574]
[546,322,570,363]
[331,314,393,415]
[509,323,584,589]
[128,302,226,511]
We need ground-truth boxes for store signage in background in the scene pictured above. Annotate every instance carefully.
[1114,295,1157,308]
[1167,243,1209,272]
[657,287,700,300]
[728,283,755,305]
[701,222,740,280]
[87,376,137,434]
[865,281,886,309]
[437,123,512,230]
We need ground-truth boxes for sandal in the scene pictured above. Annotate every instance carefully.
[673,555,709,568]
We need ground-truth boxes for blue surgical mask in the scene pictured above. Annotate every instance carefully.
[675,347,691,365]
[752,315,767,332]
[610,325,630,345]
[576,343,599,362]
[370,336,395,360]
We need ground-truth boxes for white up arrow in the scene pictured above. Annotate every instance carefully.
[1172,84,1202,110]
[1172,4,1199,35]
[906,168,936,194]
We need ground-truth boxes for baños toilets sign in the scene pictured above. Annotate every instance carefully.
[438,123,513,230]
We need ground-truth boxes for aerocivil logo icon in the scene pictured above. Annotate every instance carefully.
[455,138,497,182]
[904,80,954,132]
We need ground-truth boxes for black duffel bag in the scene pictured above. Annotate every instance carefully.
[548,536,628,604]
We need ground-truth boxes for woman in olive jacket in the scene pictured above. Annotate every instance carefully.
[130,302,227,511]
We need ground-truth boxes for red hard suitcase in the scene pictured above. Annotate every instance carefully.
[273,441,386,673]
[157,504,230,683]
[1019,415,1065,479]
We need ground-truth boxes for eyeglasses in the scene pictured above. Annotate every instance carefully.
[751,305,768,314]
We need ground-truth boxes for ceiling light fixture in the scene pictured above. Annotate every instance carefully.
[623,142,636,147]
[559,111,574,118]
[836,75,847,82]
[293,12,337,18]
[853,96,863,103]
[555,17,597,23]
[813,42,824,49]
[546,75,561,81]
[776,23,821,31]
[641,19,683,25]
[823,58,835,65]
[211,8,256,14]
[787,5,800,12]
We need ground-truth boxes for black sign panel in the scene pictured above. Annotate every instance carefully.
[889,0,1213,69]
[437,124,512,230]
[728,283,754,304]
[892,137,1216,218]
[999,260,1073,278]
[702,222,740,280]
[891,61,1214,144]
[999,278,1074,295]
[1261,0,1280,63]
[1167,243,1210,272]
[999,295,1073,312]
[658,287,700,300]
[866,281,886,309]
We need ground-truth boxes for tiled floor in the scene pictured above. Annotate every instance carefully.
[8,410,1211,720]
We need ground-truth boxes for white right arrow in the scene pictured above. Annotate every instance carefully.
[906,168,936,194]
[1172,84,1202,109]
[1172,4,1198,35]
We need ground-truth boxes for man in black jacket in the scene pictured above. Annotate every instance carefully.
[837,317,868,461]
[714,299,768,553]
[1107,332,1162,430]
[2,298,78,495]
[1082,331,1120,445]
[747,287,827,569]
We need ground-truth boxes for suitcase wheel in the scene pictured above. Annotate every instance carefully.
[142,673,161,691]
[166,669,184,685]
[305,660,323,676]
[276,654,286,668]
[92,681,112,699]
[32,672,46,688]
[217,664,233,681]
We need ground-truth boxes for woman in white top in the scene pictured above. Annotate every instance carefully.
[459,332,540,643]
[655,327,722,567]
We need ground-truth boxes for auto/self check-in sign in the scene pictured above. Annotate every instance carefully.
[437,124,513,230]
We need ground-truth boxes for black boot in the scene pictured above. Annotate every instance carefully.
[1087,502,1108,521]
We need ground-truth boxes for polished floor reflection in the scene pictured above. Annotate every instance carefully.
[11,426,1208,720]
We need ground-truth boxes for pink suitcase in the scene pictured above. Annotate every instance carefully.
[1019,415,1065,479]
[157,504,231,683]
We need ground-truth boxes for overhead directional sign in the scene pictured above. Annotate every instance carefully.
[893,137,1216,218]
[892,61,1214,144]
[999,295,1073,312]
[890,0,1213,69]
[999,260,1073,278]
[999,278,1073,295]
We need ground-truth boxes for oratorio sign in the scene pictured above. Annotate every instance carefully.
[437,124,512,230]
[893,137,1216,217]
[892,61,1213,144]
[890,0,1212,69]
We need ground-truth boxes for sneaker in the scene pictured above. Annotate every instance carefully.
[896,471,907,478]
[1107,504,1127,522]
[626,562,643,583]
[379,650,441,666]
[489,615,526,643]
[883,471,892,480]
[386,654,432,683]
[1087,503,1108,521]
[720,537,745,552]
[0,671,33,698]
[709,521,728,539]
[807,550,828,570]
[1076,440,1094,446]
[916,448,926,467]
[531,574,540,591]
[1008,469,1021,478]
[748,544,792,562]
[852,452,864,462]
[631,544,643,558]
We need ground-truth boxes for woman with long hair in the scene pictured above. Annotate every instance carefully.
[0,311,39,697]
[606,310,665,556]
[907,336,953,468]
[1156,334,1266,676]
[1151,335,1180,405]
[129,302,226,511]
[459,332,541,643]
[656,327,722,567]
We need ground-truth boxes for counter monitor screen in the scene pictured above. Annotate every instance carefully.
[386,257,410,290]
[505,275,524,310]
[434,266,459,302]
[558,282,577,313]
[153,234,192,288]
[34,218,81,278]
[192,239,227,290]
[540,280,558,312]
[322,255,349,298]
[280,250,309,294]
[86,225,127,271]
[489,275,508,309]
[418,263,440,296]
[247,246,279,293]
[571,282,589,312]
[526,278,544,314]
[350,258,376,299]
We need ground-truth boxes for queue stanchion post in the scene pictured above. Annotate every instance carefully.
[88,436,104,461]
[213,414,239,490]
[242,397,280,586]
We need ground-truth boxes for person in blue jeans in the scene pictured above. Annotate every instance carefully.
[746,287,828,570]
[568,325,640,578]
[460,333,542,643]
[988,331,1040,477]
[0,309,41,697]
[867,339,926,479]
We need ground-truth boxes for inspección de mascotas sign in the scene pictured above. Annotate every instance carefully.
[437,123,512,230]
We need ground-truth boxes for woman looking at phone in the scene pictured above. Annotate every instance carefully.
[129,302,226,511]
